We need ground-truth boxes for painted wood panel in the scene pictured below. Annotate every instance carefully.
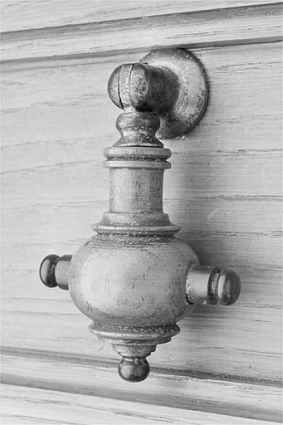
[1,0,276,32]
[1,350,282,423]
[1,42,282,385]
[1,4,282,61]
[4,384,280,425]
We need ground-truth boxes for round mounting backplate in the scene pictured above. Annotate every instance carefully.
[140,49,208,139]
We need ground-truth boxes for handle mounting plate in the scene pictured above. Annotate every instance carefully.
[140,48,208,139]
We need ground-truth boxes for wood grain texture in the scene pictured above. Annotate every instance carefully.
[3,384,280,425]
[1,350,282,423]
[1,42,282,384]
[1,0,276,32]
[1,4,282,62]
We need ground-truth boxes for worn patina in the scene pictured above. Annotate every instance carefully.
[39,49,240,382]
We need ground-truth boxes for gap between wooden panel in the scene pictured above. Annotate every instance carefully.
[1,347,282,423]
[2,384,280,425]
[1,4,282,62]
[0,0,278,32]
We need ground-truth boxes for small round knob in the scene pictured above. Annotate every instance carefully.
[118,357,150,383]
[214,268,241,306]
[39,254,60,288]
[186,265,241,306]
[39,254,71,290]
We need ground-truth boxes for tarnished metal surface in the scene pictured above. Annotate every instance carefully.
[69,235,198,326]
[186,265,241,306]
[140,49,208,139]
[108,49,208,139]
[39,49,240,382]
[40,254,71,291]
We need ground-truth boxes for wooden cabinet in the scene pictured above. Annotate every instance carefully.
[1,1,282,423]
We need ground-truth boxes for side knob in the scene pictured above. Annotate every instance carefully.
[39,254,72,290]
[186,265,241,306]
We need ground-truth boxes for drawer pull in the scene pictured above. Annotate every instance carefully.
[39,49,240,382]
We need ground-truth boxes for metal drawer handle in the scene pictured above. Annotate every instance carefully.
[39,49,240,382]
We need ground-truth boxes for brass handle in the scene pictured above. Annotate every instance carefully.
[186,265,241,306]
[39,254,71,290]
[38,49,241,382]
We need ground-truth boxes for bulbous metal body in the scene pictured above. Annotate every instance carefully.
[69,235,197,327]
